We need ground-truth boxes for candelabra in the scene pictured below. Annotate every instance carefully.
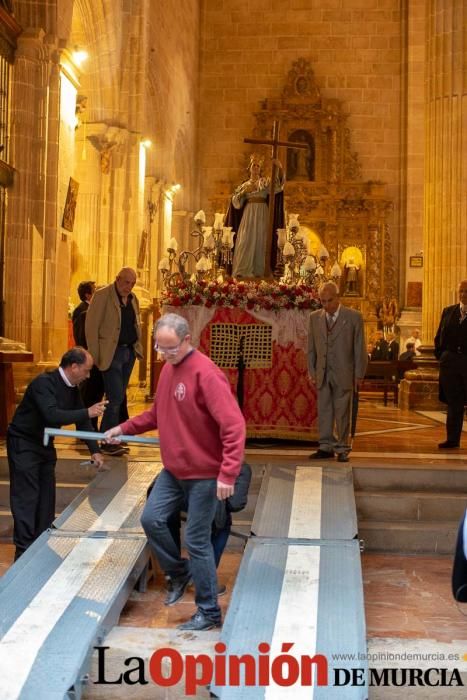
[158,210,235,290]
[276,215,342,288]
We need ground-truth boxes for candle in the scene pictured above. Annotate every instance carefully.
[196,256,208,271]
[288,214,300,232]
[158,257,170,271]
[204,233,215,250]
[213,212,224,230]
[331,262,342,278]
[168,237,178,252]
[222,226,232,245]
[283,241,295,257]
[194,209,206,224]
[277,228,287,248]
[318,244,329,260]
[303,255,317,272]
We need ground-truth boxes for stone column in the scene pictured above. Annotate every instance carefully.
[4,29,58,360]
[400,0,466,409]
[422,0,467,342]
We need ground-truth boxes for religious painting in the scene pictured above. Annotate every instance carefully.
[137,229,148,269]
[62,177,79,232]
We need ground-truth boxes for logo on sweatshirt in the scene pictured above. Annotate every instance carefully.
[174,383,186,401]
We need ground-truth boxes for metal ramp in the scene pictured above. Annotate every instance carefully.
[53,460,161,533]
[211,464,368,699]
[0,460,162,699]
[251,465,358,540]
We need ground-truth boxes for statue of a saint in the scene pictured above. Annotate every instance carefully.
[344,257,360,295]
[225,154,285,278]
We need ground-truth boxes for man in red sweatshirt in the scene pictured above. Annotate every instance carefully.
[104,312,246,630]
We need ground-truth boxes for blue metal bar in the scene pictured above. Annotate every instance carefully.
[43,427,159,447]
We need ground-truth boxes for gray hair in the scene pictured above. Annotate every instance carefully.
[318,281,339,296]
[154,313,190,340]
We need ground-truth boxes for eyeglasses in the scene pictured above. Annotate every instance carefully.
[154,341,183,356]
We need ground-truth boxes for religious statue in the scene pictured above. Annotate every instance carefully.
[225,154,285,278]
[376,296,400,334]
[344,257,360,295]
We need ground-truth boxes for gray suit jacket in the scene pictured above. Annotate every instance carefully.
[308,305,367,390]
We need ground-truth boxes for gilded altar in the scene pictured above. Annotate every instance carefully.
[210,58,396,332]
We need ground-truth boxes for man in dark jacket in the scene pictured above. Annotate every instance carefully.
[7,347,106,559]
[371,330,389,360]
[72,281,104,429]
[399,342,416,361]
[434,279,467,449]
[72,280,95,346]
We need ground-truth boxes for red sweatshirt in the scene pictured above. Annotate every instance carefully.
[120,349,246,485]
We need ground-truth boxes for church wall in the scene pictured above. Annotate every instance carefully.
[198,0,403,283]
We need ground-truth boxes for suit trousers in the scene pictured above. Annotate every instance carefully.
[7,434,56,558]
[317,373,352,454]
[141,468,221,622]
[439,351,467,444]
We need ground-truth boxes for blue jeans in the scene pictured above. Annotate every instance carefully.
[141,468,220,621]
[100,345,135,432]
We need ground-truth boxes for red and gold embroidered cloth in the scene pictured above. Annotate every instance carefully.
[164,305,317,439]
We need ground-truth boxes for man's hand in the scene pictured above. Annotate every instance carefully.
[217,480,234,500]
[88,400,109,419]
[103,426,123,443]
[91,452,109,472]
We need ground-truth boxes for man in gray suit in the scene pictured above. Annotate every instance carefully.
[308,281,367,462]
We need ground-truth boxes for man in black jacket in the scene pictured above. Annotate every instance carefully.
[72,280,95,346]
[7,347,106,559]
[72,280,105,429]
[434,279,467,449]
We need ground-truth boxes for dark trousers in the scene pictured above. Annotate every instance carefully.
[7,434,56,558]
[80,365,104,430]
[439,352,467,443]
[100,346,135,432]
[167,509,232,568]
[141,468,221,621]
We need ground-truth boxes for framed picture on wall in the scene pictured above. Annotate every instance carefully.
[62,177,79,232]
[409,255,423,268]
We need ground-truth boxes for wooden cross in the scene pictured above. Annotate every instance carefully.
[244,120,309,276]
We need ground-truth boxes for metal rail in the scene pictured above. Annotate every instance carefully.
[43,427,159,447]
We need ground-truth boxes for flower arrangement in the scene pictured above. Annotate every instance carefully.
[161,279,320,312]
